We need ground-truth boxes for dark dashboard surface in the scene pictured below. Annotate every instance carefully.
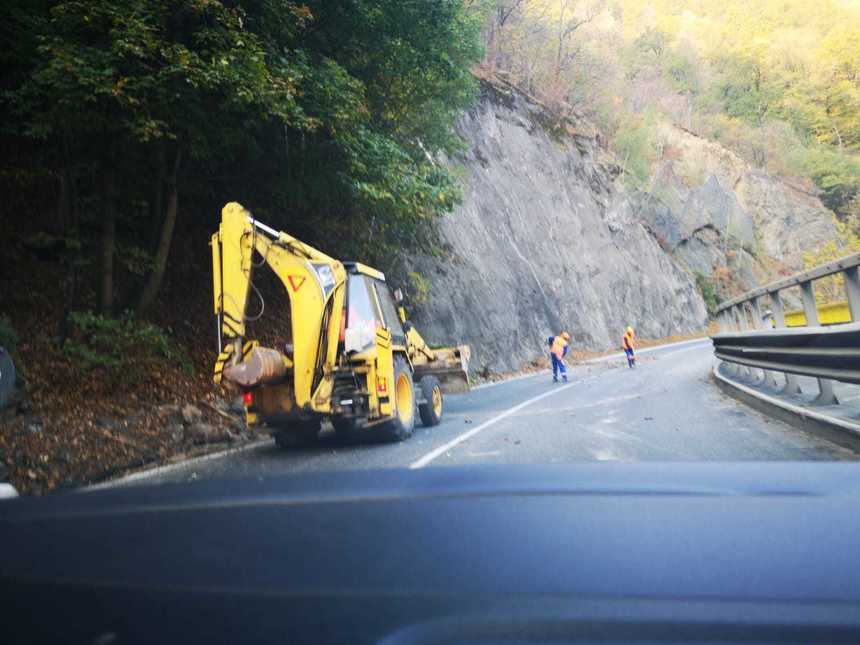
[3,463,860,644]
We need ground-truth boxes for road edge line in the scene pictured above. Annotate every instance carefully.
[83,439,271,491]
[410,377,594,469]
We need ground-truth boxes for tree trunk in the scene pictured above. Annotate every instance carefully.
[136,147,182,315]
[147,145,167,250]
[99,162,117,317]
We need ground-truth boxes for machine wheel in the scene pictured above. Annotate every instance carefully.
[418,375,443,427]
[273,419,320,449]
[379,356,415,442]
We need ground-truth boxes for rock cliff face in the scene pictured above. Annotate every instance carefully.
[638,124,837,290]
[405,83,708,374]
[402,83,837,375]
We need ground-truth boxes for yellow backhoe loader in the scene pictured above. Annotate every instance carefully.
[211,202,470,447]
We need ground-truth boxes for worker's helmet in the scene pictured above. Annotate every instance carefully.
[561,331,571,340]
[626,326,634,334]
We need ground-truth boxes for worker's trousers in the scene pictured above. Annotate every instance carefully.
[551,354,567,381]
[624,347,635,367]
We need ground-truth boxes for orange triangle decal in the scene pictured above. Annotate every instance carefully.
[288,275,306,293]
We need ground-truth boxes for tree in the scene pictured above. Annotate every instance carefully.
[4,0,483,315]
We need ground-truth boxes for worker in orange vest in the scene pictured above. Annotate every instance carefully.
[547,331,571,383]
[622,326,636,368]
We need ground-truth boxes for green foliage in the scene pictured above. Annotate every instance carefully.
[791,145,860,214]
[407,271,432,305]
[694,272,718,316]
[613,114,656,189]
[1,0,484,311]
[803,212,860,303]
[63,311,192,383]
[482,0,860,214]
[663,46,699,96]
[0,316,19,354]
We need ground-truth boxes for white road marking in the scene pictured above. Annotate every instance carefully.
[410,376,596,469]
[84,439,270,491]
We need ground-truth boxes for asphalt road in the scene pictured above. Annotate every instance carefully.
[113,339,857,488]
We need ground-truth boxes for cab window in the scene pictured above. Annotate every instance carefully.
[347,275,381,331]
[372,281,405,339]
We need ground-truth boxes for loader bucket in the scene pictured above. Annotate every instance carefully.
[415,345,471,394]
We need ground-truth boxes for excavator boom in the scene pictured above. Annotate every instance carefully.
[211,202,346,412]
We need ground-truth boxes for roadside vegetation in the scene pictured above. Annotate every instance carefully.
[0,0,483,493]
[479,0,859,219]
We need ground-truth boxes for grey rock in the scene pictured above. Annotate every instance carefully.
[156,404,182,425]
[228,397,245,414]
[643,124,837,287]
[404,81,708,373]
[166,423,185,443]
[188,422,227,445]
[181,404,202,426]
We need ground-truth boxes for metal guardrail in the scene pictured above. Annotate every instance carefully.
[711,252,860,405]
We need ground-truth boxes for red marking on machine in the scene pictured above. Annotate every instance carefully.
[288,275,306,293]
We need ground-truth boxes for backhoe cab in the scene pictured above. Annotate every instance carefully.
[211,202,469,446]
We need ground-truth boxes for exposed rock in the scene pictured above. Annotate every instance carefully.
[181,404,202,426]
[406,81,708,373]
[156,404,182,425]
[188,422,232,445]
[166,423,185,443]
[645,123,837,285]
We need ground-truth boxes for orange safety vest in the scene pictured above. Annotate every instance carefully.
[622,331,635,350]
[550,336,568,359]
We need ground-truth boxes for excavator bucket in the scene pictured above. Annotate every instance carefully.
[414,345,471,394]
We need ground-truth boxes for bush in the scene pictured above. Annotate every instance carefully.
[407,271,432,305]
[0,316,19,354]
[63,311,192,384]
[695,272,719,316]
[613,114,657,190]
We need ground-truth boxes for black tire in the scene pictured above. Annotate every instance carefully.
[379,356,415,442]
[273,419,320,449]
[418,375,443,427]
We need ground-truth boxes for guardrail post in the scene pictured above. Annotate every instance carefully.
[730,305,748,378]
[752,295,780,389]
[768,290,802,395]
[800,280,838,405]
[740,303,758,380]
[845,266,860,321]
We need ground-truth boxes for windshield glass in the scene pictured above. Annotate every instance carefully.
[2,0,859,500]
[347,275,381,332]
[372,280,405,339]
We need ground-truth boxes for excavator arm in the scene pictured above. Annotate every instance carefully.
[211,202,346,412]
